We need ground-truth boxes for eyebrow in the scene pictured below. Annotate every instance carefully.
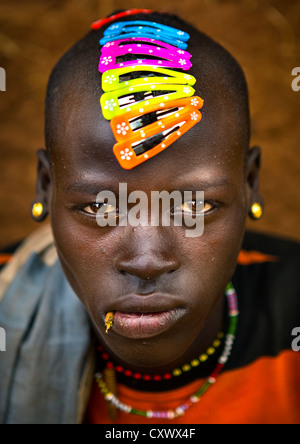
[174,178,233,191]
[65,177,233,195]
[65,182,118,195]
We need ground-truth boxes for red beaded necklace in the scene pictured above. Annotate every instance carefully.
[97,330,224,382]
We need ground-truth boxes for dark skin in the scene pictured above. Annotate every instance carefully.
[33,84,263,381]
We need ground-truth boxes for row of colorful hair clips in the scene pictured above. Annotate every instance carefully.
[98,19,204,169]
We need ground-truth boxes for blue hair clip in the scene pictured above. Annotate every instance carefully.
[100,33,189,50]
[103,21,190,40]
[100,21,190,50]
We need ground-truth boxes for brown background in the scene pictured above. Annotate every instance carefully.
[0,0,299,248]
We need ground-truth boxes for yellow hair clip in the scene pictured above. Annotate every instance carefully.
[102,66,196,92]
[100,83,195,120]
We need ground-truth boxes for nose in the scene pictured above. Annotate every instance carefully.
[114,227,181,281]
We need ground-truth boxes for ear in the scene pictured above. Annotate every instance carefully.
[31,149,52,222]
[245,145,264,216]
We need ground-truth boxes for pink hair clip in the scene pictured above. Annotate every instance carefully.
[99,44,192,73]
[101,38,191,60]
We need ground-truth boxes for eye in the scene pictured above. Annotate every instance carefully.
[174,200,214,215]
[82,202,117,215]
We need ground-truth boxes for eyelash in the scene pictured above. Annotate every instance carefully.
[75,200,221,220]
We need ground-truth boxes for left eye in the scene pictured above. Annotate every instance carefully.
[174,201,213,215]
[82,203,116,215]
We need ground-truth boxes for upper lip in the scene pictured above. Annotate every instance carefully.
[104,292,185,315]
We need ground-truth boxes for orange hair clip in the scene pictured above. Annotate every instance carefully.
[111,96,203,142]
[111,96,203,169]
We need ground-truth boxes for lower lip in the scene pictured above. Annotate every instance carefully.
[112,309,183,339]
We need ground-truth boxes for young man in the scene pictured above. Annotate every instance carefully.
[0,10,299,424]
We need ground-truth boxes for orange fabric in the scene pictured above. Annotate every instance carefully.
[0,254,12,265]
[237,250,278,266]
[86,350,300,424]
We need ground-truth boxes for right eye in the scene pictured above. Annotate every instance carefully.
[82,203,116,215]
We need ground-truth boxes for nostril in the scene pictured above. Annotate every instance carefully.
[114,253,181,280]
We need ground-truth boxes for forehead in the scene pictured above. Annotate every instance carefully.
[50,90,245,189]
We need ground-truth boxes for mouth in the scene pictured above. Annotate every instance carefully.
[103,293,186,339]
[113,309,184,339]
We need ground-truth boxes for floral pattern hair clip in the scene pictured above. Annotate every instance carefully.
[112,100,203,169]
[102,66,196,93]
[100,21,190,50]
[100,83,195,120]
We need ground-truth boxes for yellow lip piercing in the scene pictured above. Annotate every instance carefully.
[105,312,115,334]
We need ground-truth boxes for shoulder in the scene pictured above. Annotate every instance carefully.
[231,231,300,368]
[237,230,300,297]
[0,226,57,304]
[242,230,300,259]
[0,225,56,271]
[0,241,22,272]
[236,231,300,314]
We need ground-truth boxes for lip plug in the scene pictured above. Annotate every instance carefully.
[105,311,115,334]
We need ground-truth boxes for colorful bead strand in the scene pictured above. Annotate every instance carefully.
[97,330,224,382]
[95,282,239,420]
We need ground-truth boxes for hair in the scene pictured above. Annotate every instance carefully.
[45,10,250,161]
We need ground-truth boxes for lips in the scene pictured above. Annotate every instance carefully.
[113,309,184,339]
[103,293,185,339]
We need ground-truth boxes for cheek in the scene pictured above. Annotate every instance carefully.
[180,201,247,308]
[50,204,122,309]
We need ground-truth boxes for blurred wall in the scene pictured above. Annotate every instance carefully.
[0,0,299,248]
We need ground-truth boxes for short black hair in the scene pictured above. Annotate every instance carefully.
[45,10,250,160]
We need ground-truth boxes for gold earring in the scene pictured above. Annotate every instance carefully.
[32,202,44,218]
[250,202,263,220]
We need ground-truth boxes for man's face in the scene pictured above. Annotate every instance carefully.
[48,92,250,370]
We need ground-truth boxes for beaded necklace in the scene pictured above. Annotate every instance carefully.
[95,282,239,419]
[97,331,224,382]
